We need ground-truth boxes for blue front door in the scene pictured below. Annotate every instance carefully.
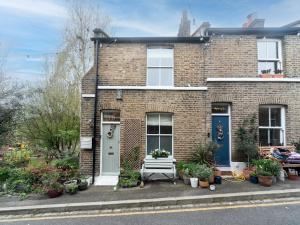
[212,116,230,167]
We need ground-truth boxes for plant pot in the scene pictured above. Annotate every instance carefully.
[178,170,184,180]
[190,178,198,188]
[64,180,78,194]
[209,174,214,184]
[214,176,222,184]
[78,181,88,191]
[258,175,273,187]
[214,168,222,177]
[288,173,298,180]
[249,175,258,184]
[243,168,254,180]
[272,176,277,184]
[199,180,209,188]
[47,189,63,198]
[183,175,191,185]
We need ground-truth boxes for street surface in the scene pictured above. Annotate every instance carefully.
[1,200,299,225]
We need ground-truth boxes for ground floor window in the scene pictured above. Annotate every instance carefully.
[146,113,173,155]
[259,105,285,146]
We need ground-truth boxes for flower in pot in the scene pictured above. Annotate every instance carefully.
[183,168,191,185]
[189,166,199,188]
[177,161,186,180]
[44,182,64,198]
[64,180,78,194]
[249,171,258,184]
[197,164,213,188]
[151,149,169,159]
[254,159,281,186]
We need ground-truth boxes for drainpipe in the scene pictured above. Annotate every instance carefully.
[92,29,101,184]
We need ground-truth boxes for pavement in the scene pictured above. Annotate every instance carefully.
[1,178,300,215]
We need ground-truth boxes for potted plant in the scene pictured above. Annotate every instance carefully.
[64,180,78,194]
[44,182,64,198]
[288,169,298,180]
[197,164,213,188]
[189,166,199,188]
[151,149,169,159]
[235,115,258,180]
[183,168,191,185]
[249,171,258,184]
[77,178,88,191]
[177,161,186,180]
[257,171,273,187]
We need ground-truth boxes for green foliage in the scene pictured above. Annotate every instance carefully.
[119,168,140,188]
[193,164,213,181]
[52,156,79,170]
[191,142,219,165]
[236,114,259,166]
[3,148,32,167]
[254,159,281,177]
[122,147,140,171]
[151,149,169,159]
[0,167,10,183]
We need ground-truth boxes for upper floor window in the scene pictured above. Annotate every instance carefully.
[259,105,285,146]
[147,48,173,86]
[257,39,282,75]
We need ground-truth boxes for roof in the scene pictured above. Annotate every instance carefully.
[206,27,300,36]
[91,36,210,43]
[281,20,300,28]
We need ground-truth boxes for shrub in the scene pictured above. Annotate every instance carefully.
[0,167,10,183]
[52,156,79,170]
[254,159,281,177]
[193,164,213,181]
[236,115,259,166]
[191,142,219,165]
[3,147,32,167]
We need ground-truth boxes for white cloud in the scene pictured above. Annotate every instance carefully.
[112,20,176,36]
[0,0,67,18]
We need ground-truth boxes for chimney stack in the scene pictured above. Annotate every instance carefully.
[243,13,265,28]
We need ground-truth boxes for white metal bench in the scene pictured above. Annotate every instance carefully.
[140,157,176,182]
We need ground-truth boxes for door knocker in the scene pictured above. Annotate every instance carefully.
[216,122,224,140]
[107,124,116,138]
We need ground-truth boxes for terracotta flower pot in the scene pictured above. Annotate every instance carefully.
[258,175,273,187]
[288,173,298,180]
[47,189,63,198]
[214,168,221,177]
[243,167,254,180]
[209,174,214,184]
[199,180,209,188]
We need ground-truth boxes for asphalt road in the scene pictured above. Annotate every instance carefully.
[2,201,300,225]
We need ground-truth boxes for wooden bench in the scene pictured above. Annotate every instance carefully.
[259,146,300,169]
[140,157,176,182]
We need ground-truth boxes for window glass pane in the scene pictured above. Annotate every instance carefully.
[160,126,172,134]
[147,68,159,86]
[212,103,228,114]
[270,129,281,146]
[147,49,161,67]
[147,126,159,134]
[103,110,120,122]
[160,68,173,86]
[259,129,269,146]
[258,61,276,74]
[147,114,159,125]
[267,41,278,59]
[259,107,269,126]
[147,136,159,154]
[271,108,281,127]
[160,114,172,125]
[160,136,172,155]
[160,49,173,67]
[257,41,267,59]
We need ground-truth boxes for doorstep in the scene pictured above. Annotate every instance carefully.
[94,175,118,186]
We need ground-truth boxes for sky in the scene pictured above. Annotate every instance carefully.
[0,0,299,83]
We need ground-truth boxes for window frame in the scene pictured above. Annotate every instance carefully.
[146,113,173,157]
[258,105,286,146]
[257,38,283,75]
[146,47,174,87]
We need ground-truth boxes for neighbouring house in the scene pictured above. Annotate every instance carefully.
[80,12,300,185]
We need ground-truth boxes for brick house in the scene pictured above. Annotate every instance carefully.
[80,14,300,185]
